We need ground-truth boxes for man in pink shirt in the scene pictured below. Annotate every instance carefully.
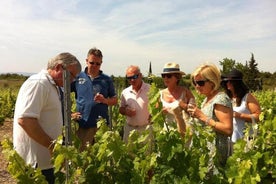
[119,65,151,143]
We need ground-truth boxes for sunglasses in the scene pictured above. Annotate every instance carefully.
[193,79,209,86]
[89,61,101,66]
[161,74,173,78]
[126,74,139,80]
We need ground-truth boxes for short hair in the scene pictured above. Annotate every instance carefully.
[126,65,141,74]
[47,52,81,72]
[191,64,221,91]
[87,47,103,58]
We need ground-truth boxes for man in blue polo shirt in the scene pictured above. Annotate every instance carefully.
[71,47,117,150]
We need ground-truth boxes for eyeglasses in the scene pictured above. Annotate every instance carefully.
[89,61,101,66]
[193,79,209,86]
[126,74,139,80]
[161,74,173,78]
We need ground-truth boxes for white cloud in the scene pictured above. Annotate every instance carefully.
[0,0,275,76]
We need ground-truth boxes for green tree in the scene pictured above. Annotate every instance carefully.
[219,58,236,74]
[246,53,261,91]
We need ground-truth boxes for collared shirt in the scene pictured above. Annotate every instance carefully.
[71,68,117,128]
[13,69,63,170]
[120,82,150,126]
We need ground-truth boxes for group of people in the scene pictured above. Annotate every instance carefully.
[13,47,261,183]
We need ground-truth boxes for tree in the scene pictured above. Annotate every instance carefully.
[219,53,262,91]
[246,53,261,91]
[219,58,236,74]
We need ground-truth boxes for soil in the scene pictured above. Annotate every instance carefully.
[0,119,16,184]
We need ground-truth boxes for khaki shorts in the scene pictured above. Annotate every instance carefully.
[76,127,97,151]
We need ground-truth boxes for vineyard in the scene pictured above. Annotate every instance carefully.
[0,81,276,183]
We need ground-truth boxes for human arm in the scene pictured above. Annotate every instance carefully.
[234,93,261,122]
[211,104,233,136]
[18,117,55,154]
[172,106,186,136]
[119,106,136,117]
[179,88,195,111]
[118,94,136,117]
[71,112,82,120]
[94,94,118,106]
[188,104,233,136]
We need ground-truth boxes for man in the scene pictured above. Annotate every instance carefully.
[13,52,81,184]
[71,47,117,150]
[119,65,151,143]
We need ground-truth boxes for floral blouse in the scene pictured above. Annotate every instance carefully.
[201,92,232,166]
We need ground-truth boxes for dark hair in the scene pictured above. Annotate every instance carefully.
[87,47,103,58]
[222,79,249,106]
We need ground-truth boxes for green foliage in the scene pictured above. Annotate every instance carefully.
[0,88,18,123]
[2,84,276,183]
[219,58,236,74]
[0,73,28,80]
[218,53,272,91]
[225,90,276,184]
[225,118,276,184]
[1,139,48,183]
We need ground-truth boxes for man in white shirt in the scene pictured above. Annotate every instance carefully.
[119,65,151,143]
[13,52,81,184]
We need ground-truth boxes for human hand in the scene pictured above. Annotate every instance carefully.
[94,93,105,103]
[126,106,136,117]
[71,112,82,120]
[233,111,241,118]
[179,100,188,111]
[162,107,170,114]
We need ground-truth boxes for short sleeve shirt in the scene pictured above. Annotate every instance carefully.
[120,82,150,126]
[13,70,63,170]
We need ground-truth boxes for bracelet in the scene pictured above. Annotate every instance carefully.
[205,117,212,125]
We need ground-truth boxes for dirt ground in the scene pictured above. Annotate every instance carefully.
[0,120,16,184]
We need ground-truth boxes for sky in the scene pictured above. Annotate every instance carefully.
[0,0,275,77]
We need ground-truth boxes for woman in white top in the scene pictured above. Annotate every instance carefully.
[159,62,194,136]
[221,69,261,143]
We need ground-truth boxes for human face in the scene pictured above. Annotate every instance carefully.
[192,79,209,87]
[66,64,79,82]
[86,54,102,70]
[193,75,212,96]
[126,74,140,81]
[161,74,174,79]
[162,73,178,87]
[126,68,142,90]
[225,79,235,92]
[54,64,79,87]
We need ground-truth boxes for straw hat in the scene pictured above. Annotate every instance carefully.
[161,62,185,75]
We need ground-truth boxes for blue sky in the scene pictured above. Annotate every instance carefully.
[0,0,275,76]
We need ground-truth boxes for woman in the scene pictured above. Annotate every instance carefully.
[159,62,194,136]
[221,69,261,143]
[187,64,233,166]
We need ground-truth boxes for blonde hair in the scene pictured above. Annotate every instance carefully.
[191,64,221,91]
